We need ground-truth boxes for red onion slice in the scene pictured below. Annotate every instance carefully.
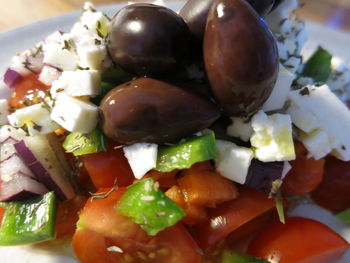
[245,159,284,194]
[3,68,23,88]
[0,171,48,202]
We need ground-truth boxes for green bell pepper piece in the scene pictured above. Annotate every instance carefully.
[62,129,108,156]
[117,178,185,236]
[156,133,216,172]
[336,208,350,223]
[301,46,332,82]
[221,250,268,263]
[0,192,57,246]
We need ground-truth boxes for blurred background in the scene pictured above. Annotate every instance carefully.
[0,0,349,32]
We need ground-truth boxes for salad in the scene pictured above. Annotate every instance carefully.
[0,0,350,262]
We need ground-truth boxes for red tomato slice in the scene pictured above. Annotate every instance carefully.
[0,205,5,224]
[9,74,50,108]
[312,156,350,212]
[282,156,325,195]
[73,187,201,263]
[248,217,349,263]
[80,143,135,188]
[55,195,88,239]
[192,186,275,251]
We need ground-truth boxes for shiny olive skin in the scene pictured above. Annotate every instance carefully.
[107,4,190,76]
[179,0,275,40]
[247,0,275,17]
[100,78,220,144]
[204,0,279,117]
[179,0,213,40]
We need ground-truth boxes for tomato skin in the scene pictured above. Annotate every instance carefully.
[248,217,349,263]
[73,187,201,263]
[55,195,88,239]
[81,144,135,188]
[9,74,50,108]
[282,156,325,195]
[311,157,350,212]
[192,186,275,251]
[0,206,5,224]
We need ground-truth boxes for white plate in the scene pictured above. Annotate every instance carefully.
[0,1,350,262]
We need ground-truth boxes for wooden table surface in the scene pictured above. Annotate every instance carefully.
[0,0,349,33]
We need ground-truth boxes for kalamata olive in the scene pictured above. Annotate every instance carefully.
[100,78,220,144]
[107,4,191,76]
[247,0,275,17]
[179,0,213,40]
[204,0,279,117]
[179,0,275,41]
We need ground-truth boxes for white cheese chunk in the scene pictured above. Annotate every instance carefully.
[123,143,158,179]
[262,64,295,112]
[0,99,9,125]
[227,117,253,142]
[38,65,62,86]
[75,37,107,70]
[288,84,350,160]
[327,57,350,102]
[51,70,101,98]
[50,94,98,133]
[43,43,78,70]
[301,129,334,160]
[43,33,78,71]
[281,161,292,180]
[0,125,27,142]
[8,103,60,135]
[251,110,295,162]
[215,140,253,184]
[9,54,31,76]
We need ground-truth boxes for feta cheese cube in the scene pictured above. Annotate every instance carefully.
[8,103,60,135]
[0,99,9,125]
[43,42,78,70]
[43,33,78,71]
[215,140,253,184]
[50,94,98,133]
[301,129,334,160]
[123,143,158,179]
[250,110,295,162]
[262,64,295,112]
[76,37,107,70]
[0,125,27,142]
[288,84,350,161]
[227,117,253,142]
[51,70,101,98]
[38,65,62,86]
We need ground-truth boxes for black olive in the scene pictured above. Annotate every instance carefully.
[204,0,279,117]
[107,4,191,76]
[179,0,275,41]
[100,78,220,144]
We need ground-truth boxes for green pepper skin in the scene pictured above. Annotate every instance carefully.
[156,133,216,172]
[301,46,332,83]
[221,250,268,263]
[62,129,108,156]
[117,178,185,236]
[0,192,57,246]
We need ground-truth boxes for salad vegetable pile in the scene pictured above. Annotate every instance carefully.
[0,0,350,262]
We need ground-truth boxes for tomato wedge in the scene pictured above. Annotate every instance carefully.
[9,73,50,108]
[81,143,135,188]
[312,157,350,212]
[55,195,88,239]
[192,186,275,251]
[282,156,324,195]
[248,217,349,263]
[73,187,201,263]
